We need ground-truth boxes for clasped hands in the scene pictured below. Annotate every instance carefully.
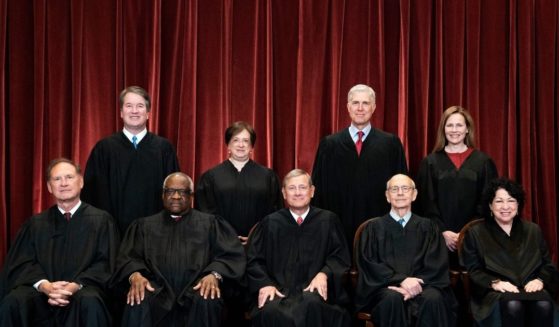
[388,277,424,301]
[258,272,328,308]
[127,272,221,306]
[39,281,81,307]
[491,279,543,293]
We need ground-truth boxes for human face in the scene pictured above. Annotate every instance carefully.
[489,188,518,226]
[47,162,84,205]
[347,91,375,130]
[282,174,315,212]
[227,129,253,161]
[444,113,468,146]
[120,92,150,133]
[385,174,417,212]
[162,175,192,215]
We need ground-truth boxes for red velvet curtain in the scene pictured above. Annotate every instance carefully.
[1,0,558,265]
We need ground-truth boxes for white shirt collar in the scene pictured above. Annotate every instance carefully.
[57,201,82,216]
[348,124,372,142]
[123,128,147,143]
[289,207,310,222]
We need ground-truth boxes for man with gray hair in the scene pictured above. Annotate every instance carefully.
[111,172,245,326]
[355,174,456,326]
[311,84,407,253]
[247,169,351,326]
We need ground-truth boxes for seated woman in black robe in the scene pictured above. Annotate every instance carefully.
[460,178,559,326]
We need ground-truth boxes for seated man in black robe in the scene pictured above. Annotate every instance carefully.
[0,158,120,326]
[247,169,351,327]
[111,172,246,327]
[355,174,456,327]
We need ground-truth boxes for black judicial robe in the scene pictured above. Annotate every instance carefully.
[355,214,455,326]
[195,159,283,237]
[111,209,246,325]
[0,203,119,325]
[247,207,351,327]
[460,218,559,325]
[311,127,407,250]
[82,132,180,234]
[416,149,497,232]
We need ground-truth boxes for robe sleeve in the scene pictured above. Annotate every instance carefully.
[416,156,444,229]
[246,221,277,294]
[459,227,499,292]
[322,217,351,305]
[475,157,498,217]
[194,172,219,214]
[311,138,330,209]
[533,226,559,295]
[414,221,450,287]
[110,220,153,290]
[355,221,407,311]
[162,141,180,175]
[202,216,246,282]
[268,171,284,212]
[0,220,48,294]
[73,213,120,289]
[82,144,113,213]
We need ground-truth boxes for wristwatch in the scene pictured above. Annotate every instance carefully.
[210,271,223,282]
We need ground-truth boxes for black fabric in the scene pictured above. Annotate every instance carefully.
[0,203,119,326]
[195,159,283,237]
[415,149,497,233]
[311,127,407,251]
[246,207,351,327]
[82,131,180,234]
[111,210,246,326]
[355,214,456,326]
[460,217,559,325]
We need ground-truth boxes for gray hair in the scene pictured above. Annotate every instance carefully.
[348,84,376,103]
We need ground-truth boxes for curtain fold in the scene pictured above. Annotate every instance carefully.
[1,0,558,265]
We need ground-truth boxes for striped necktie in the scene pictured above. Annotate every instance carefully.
[132,135,138,149]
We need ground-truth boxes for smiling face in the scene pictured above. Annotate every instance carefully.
[47,162,83,205]
[162,174,192,215]
[227,129,253,161]
[385,174,417,212]
[347,91,376,130]
[489,188,519,226]
[120,92,150,133]
[282,174,315,212]
[444,113,468,147]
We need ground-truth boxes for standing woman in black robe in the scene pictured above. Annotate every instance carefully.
[195,121,283,244]
[416,106,497,267]
[459,178,558,326]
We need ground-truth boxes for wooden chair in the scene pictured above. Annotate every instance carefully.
[351,218,377,327]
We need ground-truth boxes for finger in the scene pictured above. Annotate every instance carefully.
[276,290,285,298]
[146,282,155,292]
[192,282,201,290]
[303,285,310,292]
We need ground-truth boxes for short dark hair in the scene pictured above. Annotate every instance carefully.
[224,121,256,146]
[481,178,525,218]
[46,158,81,181]
[119,86,151,111]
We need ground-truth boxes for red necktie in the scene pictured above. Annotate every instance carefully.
[64,212,71,221]
[297,217,303,225]
[356,131,364,156]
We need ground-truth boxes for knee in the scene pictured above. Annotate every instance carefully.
[501,300,524,317]
[533,300,553,316]
[73,289,105,311]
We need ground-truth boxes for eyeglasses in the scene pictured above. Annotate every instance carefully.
[285,185,310,193]
[388,185,414,193]
[163,188,191,197]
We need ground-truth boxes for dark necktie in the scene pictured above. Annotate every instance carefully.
[297,216,303,225]
[398,218,405,228]
[356,131,364,156]
[132,135,138,149]
[64,212,71,221]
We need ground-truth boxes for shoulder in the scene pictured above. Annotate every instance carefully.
[90,132,126,150]
[145,132,175,149]
[308,207,338,221]
[320,128,350,144]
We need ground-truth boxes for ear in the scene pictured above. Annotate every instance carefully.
[385,190,390,203]
[411,188,418,201]
[282,188,288,200]
[47,181,53,195]
[309,185,315,198]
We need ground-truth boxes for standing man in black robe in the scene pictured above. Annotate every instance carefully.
[247,169,351,327]
[0,158,120,326]
[355,174,456,327]
[311,84,407,252]
[111,172,246,326]
[82,85,180,235]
